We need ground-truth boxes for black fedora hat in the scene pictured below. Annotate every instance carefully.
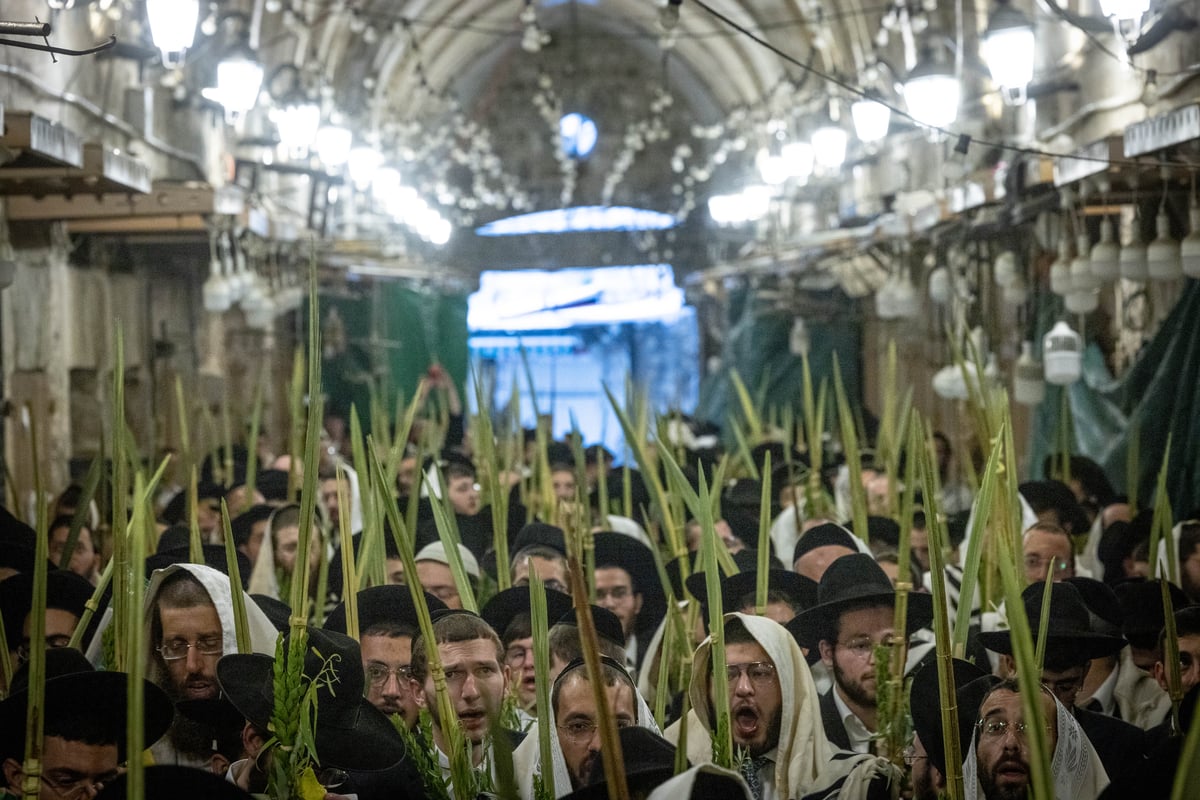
[480,586,573,640]
[977,581,1127,661]
[1114,578,1191,646]
[323,584,446,635]
[592,532,665,609]
[718,569,818,614]
[250,594,291,633]
[670,548,758,603]
[1064,577,1124,637]
[97,765,253,800]
[0,649,173,762]
[786,553,933,649]
[553,605,627,648]
[909,657,990,774]
[217,627,404,771]
[790,522,860,568]
[0,569,97,652]
[482,522,568,579]
[683,548,793,604]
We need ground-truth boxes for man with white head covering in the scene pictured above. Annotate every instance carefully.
[144,563,279,767]
[666,612,898,800]
[963,678,1108,800]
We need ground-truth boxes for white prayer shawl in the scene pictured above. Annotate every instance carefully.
[963,694,1109,800]
[668,613,899,800]
[646,764,753,800]
[512,670,661,799]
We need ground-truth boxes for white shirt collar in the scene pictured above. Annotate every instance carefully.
[832,686,874,753]
[1080,658,1120,717]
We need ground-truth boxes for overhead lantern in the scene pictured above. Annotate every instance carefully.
[1089,218,1121,282]
[1146,206,1182,280]
[347,146,384,190]
[315,125,353,167]
[981,0,1036,102]
[1043,320,1083,386]
[1097,0,1151,21]
[780,141,815,181]
[1120,209,1149,281]
[146,0,199,67]
[272,101,321,158]
[203,49,264,123]
[851,92,892,143]
[903,47,960,129]
[811,122,849,172]
[1013,341,1045,406]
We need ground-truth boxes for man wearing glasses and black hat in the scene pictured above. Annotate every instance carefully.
[787,552,932,754]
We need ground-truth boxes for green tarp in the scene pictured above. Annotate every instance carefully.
[1028,280,1200,514]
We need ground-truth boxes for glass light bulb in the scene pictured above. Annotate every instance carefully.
[851,98,891,143]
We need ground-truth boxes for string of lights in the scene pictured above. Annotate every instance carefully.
[689,0,1199,175]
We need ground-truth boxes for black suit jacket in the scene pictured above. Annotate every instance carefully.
[819,688,853,751]
[1074,705,1148,791]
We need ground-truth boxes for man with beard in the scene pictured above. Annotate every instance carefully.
[787,553,932,753]
[409,610,521,794]
[323,584,447,730]
[965,679,1108,800]
[667,613,899,800]
[907,658,994,800]
[144,564,278,766]
[551,657,638,790]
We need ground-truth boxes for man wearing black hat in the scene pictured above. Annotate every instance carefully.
[217,626,412,798]
[324,584,448,730]
[790,523,860,583]
[977,581,1148,782]
[907,658,993,800]
[0,649,173,800]
[0,569,94,668]
[548,607,628,678]
[1152,605,1200,722]
[592,532,665,673]
[480,586,573,716]
[788,553,932,753]
[551,656,640,792]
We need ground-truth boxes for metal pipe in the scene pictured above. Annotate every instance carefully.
[0,21,51,37]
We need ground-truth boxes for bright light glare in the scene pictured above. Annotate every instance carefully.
[475,206,677,236]
[146,0,198,65]
[314,125,353,166]
[811,125,848,170]
[709,186,772,225]
[982,27,1035,90]
[1097,0,1150,20]
[851,98,891,142]
[202,56,263,123]
[271,102,321,156]
[348,146,384,189]
[756,148,787,185]
[560,112,598,158]
[904,72,960,129]
[781,142,814,180]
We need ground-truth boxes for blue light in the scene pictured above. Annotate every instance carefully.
[560,112,598,158]
[476,205,677,236]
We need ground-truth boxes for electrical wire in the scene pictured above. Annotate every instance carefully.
[688,0,1198,174]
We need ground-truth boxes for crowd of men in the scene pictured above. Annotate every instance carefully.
[0,408,1198,800]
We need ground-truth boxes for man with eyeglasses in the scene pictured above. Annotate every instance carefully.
[480,586,573,719]
[143,563,278,767]
[323,584,448,731]
[978,580,1147,791]
[965,678,1108,800]
[550,657,638,791]
[787,553,933,754]
[592,532,666,674]
[1021,521,1076,584]
[668,613,898,800]
[0,570,93,678]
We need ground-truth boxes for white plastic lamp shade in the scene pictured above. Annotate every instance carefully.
[1097,0,1151,20]
[928,266,951,304]
[851,98,891,143]
[932,362,978,400]
[272,102,321,157]
[1119,216,1149,281]
[780,141,815,181]
[348,146,385,189]
[994,250,1018,287]
[1064,289,1099,314]
[315,125,352,166]
[891,273,920,318]
[1049,238,1072,296]
[207,55,263,122]
[1043,320,1083,385]
[756,148,788,185]
[1089,218,1121,282]
[147,0,199,66]
[202,255,231,313]
[982,4,1035,91]
[1146,210,1181,280]
[811,124,849,171]
[1182,203,1200,278]
[1013,341,1045,406]
[904,60,960,128]
[788,317,810,356]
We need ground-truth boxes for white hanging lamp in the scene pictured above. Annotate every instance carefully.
[1089,217,1121,282]
[1049,236,1072,296]
[1071,232,1099,292]
[994,250,1018,287]
[1146,205,1182,280]
[1182,197,1200,278]
[892,268,920,318]
[202,235,232,313]
[1043,320,1083,386]
[928,266,952,304]
[1003,273,1029,306]
[903,46,960,129]
[1013,341,1045,405]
